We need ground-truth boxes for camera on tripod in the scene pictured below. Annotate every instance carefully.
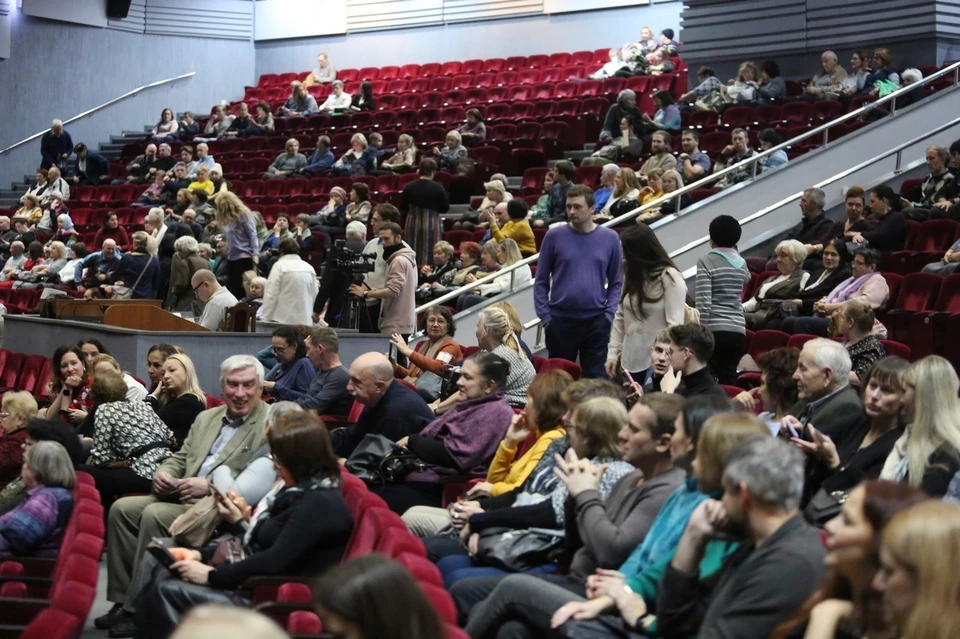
[332,240,377,288]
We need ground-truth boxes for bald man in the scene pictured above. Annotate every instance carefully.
[192,268,238,331]
[332,351,434,458]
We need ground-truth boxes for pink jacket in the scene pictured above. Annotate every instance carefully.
[379,244,418,334]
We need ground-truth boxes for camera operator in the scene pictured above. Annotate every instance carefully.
[351,204,403,332]
[348,219,417,338]
[313,221,368,325]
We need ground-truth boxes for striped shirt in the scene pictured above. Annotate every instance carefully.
[696,250,751,335]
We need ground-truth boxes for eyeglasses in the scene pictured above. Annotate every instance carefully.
[192,281,207,294]
[271,345,292,354]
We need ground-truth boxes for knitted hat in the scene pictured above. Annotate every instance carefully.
[709,215,742,248]
[210,163,224,176]
[329,186,347,201]
[662,28,675,40]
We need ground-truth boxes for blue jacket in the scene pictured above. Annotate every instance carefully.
[303,149,335,175]
[267,357,317,401]
[75,151,110,185]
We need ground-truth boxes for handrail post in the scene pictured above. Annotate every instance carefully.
[895,150,903,173]
[890,97,897,117]
[751,159,758,179]
[822,127,830,147]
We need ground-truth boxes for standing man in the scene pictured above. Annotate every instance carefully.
[349,221,417,337]
[259,237,318,326]
[354,204,402,332]
[535,185,623,378]
[40,120,73,171]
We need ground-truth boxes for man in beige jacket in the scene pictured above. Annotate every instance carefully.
[99,354,269,629]
[349,221,417,337]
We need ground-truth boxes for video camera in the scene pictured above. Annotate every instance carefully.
[332,240,377,283]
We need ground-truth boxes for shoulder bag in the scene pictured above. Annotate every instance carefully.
[168,495,222,547]
[113,256,155,300]
[474,526,565,572]
[344,434,426,485]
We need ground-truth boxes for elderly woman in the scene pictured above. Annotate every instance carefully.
[458,109,487,147]
[371,351,516,514]
[208,164,229,198]
[430,241,482,299]
[262,138,307,180]
[16,194,43,228]
[743,239,810,330]
[278,81,319,117]
[13,240,67,288]
[835,300,886,385]
[417,241,458,300]
[77,372,174,513]
[27,168,52,201]
[331,133,371,177]
[144,353,207,447]
[379,134,417,173]
[0,441,75,559]
[390,306,462,398]
[317,80,351,114]
[0,392,39,486]
[240,101,275,138]
[432,130,468,173]
[723,61,761,103]
[767,238,851,330]
[782,247,889,336]
[459,238,532,311]
[167,235,211,312]
[804,51,848,99]
[129,413,352,639]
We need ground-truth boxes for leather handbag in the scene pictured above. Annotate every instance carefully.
[803,466,865,525]
[474,527,565,572]
[344,434,426,485]
[414,371,445,402]
[168,495,221,547]
[112,256,155,300]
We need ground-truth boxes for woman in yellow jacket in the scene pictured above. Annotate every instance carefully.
[401,369,572,536]
[485,199,537,257]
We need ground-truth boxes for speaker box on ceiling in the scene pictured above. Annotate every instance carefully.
[107,0,133,19]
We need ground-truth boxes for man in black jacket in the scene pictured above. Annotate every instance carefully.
[657,437,825,638]
[332,352,433,458]
[71,143,110,186]
[664,324,726,398]
[777,186,835,270]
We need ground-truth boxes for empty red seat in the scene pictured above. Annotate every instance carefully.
[570,50,594,65]
[483,58,506,73]
[548,52,571,66]
[505,56,528,70]
[379,66,400,80]
[527,54,548,68]
[495,71,518,86]
[461,59,484,74]
[440,61,462,76]
[782,101,813,123]
[430,77,452,92]
[574,164,602,188]
[419,63,441,78]
[399,64,420,79]
[540,358,582,380]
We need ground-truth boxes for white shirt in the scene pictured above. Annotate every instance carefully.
[199,286,239,331]
[260,254,319,326]
[319,92,352,112]
[479,263,533,297]
[60,258,82,283]
[123,372,148,402]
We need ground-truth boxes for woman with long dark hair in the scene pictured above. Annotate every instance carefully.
[349,81,375,112]
[263,326,315,402]
[850,185,906,252]
[45,344,92,423]
[606,224,686,381]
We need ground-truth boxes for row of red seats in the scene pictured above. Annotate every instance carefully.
[0,289,43,316]
[252,50,653,88]
[0,472,104,639]
[0,349,52,399]
[881,218,960,275]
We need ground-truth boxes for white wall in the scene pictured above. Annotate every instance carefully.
[254,2,682,76]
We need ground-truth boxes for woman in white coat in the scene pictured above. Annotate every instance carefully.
[259,237,319,326]
[606,224,687,379]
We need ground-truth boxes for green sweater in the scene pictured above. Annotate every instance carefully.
[627,539,740,637]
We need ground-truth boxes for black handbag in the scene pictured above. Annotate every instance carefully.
[803,466,865,525]
[474,526,565,572]
[343,434,426,485]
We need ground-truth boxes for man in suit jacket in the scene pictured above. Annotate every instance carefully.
[71,142,110,186]
[333,352,434,459]
[782,338,863,442]
[101,355,269,626]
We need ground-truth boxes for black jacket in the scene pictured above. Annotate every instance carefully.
[331,380,434,458]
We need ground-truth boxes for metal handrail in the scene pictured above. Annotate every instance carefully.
[0,72,197,157]
[415,60,960,314]
[671,114,960,264]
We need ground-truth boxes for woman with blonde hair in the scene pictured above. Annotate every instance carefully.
[16,193,43,227]
[433,130,468,172]
[657,169,690,217]
[724,61,762,103]
[379,134,416,172]
[144,352,207,447]
[0,391,38,486]
[880,356,960,496]
[215,191,259,298]
[743,239,810,329]
[263,138,307,180]
[873,501,960,639]
[835,300,885,385]
[456,239,532,310]
[491,300,533,358]
[600,167,643,220]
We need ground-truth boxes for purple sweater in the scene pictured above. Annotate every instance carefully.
[534,224,623,323]
[0,485,73,558]
[407,393,515,483]
[222,213,260,261]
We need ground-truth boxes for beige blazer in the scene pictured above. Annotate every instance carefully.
[156,400,268,480]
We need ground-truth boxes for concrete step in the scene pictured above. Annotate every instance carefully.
[584,143,596,152]
[507,177,522,188]
[564,150,593,160]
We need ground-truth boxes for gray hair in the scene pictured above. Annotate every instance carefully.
[345,220,367,240]
[25,441,76,490]
[601,163,621,177]
[803,187,826,210]
[724,437,804,510]
[219,354,265,386]
[774,239,808,267]
[617,89,637,103]
[902,68,922,84]
[47,190,64,201]
[52,119,63,127]
[266,401,303,427]
[803,337,852,383]
[146,207,165,227]
[174,235,199,254]
[332,80,344,89]
[929,145,950,165]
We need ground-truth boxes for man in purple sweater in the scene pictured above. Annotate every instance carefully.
[534,185,623,378]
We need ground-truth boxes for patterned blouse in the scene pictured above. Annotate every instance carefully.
[87,400,175,479]
[846,335,886,381]
[492,344,536,408]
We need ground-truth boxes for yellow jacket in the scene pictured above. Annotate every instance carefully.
[486,427,566,497]
[491,219,537,256]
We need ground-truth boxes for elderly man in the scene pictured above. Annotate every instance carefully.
[779,187,835,268]
[349,220,417,337]
[656,436,825,637]
[713,128,756,189]
[46,166,71,202]
[594,164,619,213]
[192,268,238,331]
[804,51,848,99]
[116,144,158,185]
[71,143,109,186]
[175,208,203,239]
[300,135,335,176]
[97,355,269,633]
[782,338,863,442]
[638,131,678,181]
[0,217,14,255]
[155,143,176,173]
[297,327,353,415]
[305,51,337,87]
[901,146,955,221]
[0,242,26,281]
[187,143,215,179]
[260,237,318,326]
[332,352,433,458]
[678,130,712,182]
[75,239,121,289]
[40,120,73,170]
